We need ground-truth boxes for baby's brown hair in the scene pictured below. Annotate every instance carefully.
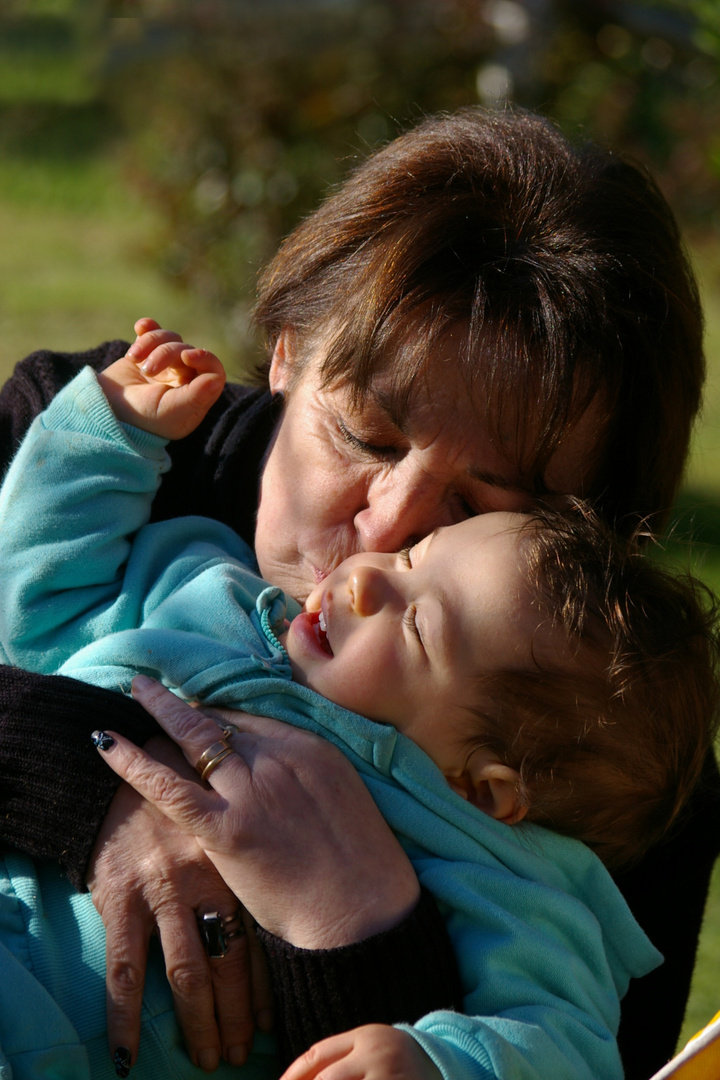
[470,505,720,871]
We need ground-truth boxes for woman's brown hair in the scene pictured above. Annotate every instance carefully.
[255,107,704,533]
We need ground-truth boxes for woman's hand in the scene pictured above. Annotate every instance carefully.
[87,734,274,1073]
[96,676,421,949]
[281,1026,442,1080]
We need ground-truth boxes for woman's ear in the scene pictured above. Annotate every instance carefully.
[445,750,528,825]
[268,329,295,395]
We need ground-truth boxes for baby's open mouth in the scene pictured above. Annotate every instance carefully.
[310,610,333,656]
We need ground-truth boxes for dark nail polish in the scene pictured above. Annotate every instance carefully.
[92,730,114,751]
[114,1046,131,1077]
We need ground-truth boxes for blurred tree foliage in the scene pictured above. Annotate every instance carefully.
[2,0,720,362]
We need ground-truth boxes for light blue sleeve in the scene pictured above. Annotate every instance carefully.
[0,367,171,673]
[400,1005,620,1080]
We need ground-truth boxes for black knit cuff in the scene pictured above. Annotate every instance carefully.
[0,668,158,889]
[255,888,462,1064]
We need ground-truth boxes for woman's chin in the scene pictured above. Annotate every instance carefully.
[257,555,316,605]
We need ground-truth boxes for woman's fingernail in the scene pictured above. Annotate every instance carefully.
[227,1044,248,1066]
[91,730,115,751]
[131,674,153,695]
[197,1047,220,1071]
[114,1047,132,1077]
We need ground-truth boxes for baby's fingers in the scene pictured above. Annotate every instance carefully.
[133,317,162,336]
[135,339,196,379]
[128,322,184,362]
[281,1034,355,1080]
[153,357,226,437]
[179,347,226,380]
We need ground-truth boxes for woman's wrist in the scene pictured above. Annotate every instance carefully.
[255,890,463,1063]
[277,877,421,951]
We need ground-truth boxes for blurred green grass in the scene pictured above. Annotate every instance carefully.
[0,153,246,381]
[0,144,718,1059]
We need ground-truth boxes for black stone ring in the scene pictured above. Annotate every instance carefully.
[199,909,245,959]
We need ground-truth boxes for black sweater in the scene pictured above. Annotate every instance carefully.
[0,343,718,1076]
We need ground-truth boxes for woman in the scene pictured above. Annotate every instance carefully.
[0,107,715,1080]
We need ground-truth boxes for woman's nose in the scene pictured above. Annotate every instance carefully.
[354,473,453,553]
[349,564,389,616]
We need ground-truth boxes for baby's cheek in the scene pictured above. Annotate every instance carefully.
[340,653,405,723]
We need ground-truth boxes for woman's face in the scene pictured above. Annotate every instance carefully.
[255,332,600,602]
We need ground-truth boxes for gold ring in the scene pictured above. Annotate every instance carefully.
[195,737,235,781]
[199,747,234,782]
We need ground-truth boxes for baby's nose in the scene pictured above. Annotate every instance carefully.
[349,564,388,616]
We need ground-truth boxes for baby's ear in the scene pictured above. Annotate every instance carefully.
[445,749,528,825]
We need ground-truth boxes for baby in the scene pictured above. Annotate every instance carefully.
[0,335,717,1080]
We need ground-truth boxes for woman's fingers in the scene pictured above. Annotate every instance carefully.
[101,893,151,1074]
[87,771,260,1071]
[126,679,420,948]
[207,928,257,1065]
[96,730,223,837]
[132,676,316,751]
[131,675,249,765]
[153,897,254,1070]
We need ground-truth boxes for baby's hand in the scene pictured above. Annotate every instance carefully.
[281,1025,442,1080]
[98,318,226,439]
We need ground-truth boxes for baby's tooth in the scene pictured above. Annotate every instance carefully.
[319,611,327,633]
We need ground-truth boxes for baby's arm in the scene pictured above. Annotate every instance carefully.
[0,332,204,672]
[98,317,226,439]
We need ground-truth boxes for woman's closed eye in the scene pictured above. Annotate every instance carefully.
[455,493,478,519]
[338,417,399,459]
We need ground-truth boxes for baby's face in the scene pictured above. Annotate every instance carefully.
[284,512,538,780]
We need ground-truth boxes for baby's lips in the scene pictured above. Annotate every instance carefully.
[308,608,333,656]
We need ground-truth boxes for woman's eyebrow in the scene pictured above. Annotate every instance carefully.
[371,388,406,430]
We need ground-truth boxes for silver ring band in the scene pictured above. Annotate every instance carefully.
[199,909,245,959]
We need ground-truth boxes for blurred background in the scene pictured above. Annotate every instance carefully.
[0,0,718,1051]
